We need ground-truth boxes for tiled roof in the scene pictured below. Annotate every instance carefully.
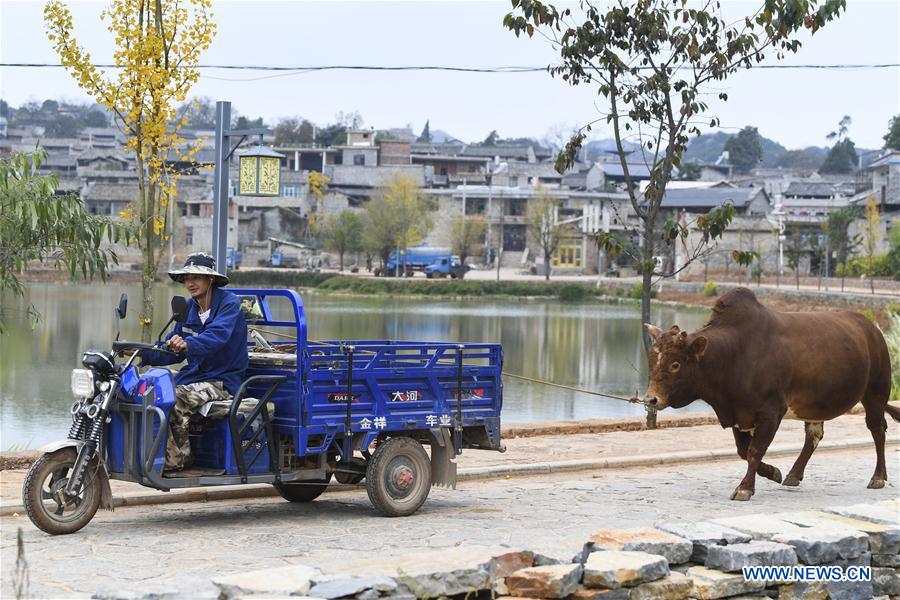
[659,187,763,208]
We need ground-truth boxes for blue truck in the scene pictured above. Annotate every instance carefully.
[425,255,470,279]
[380,246,454,277]
[23,288,504,534]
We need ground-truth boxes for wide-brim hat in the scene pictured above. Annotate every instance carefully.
[168,252,229,286]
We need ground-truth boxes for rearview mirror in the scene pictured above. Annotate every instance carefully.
[116,293,127,319]
[171,296,189,323]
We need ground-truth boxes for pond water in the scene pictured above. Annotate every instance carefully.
[0,282,710,448]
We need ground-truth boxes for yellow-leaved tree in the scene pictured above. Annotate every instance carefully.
[45,0,217,341]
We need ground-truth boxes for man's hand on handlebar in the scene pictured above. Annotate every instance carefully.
[166,335,188,354]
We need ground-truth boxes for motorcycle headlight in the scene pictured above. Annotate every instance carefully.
[70,369,95,398]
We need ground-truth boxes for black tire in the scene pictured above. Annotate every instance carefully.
[23,448,101,535]
[366,437,431,517]
[334,471,365,485]
[273,479,329,503]
[426,272,433,279]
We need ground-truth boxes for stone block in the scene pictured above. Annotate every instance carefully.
[711,515,806,541]
[583,551,669,590]
[567,588,631,600]
[873,567,900,597]
[773,510,900,554]
[627,572,694,599]
[525,537,592,565]
[588,527,693,565]
[656,521,752,562]
[825,502,900,527]
[308,577,397,599]
[506,564,583,599]
[311,545,526,598]
[687,566,765,599]
[212,564,321,598]
[491,550,536,595]
[705,541,798,573]
[872,554,900,567]
[772,528,868,565]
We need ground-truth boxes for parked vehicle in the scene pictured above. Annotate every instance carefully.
[425,256,470,279]
[381,247,452,277]
[226,247,242,270]
[22,289,504,535]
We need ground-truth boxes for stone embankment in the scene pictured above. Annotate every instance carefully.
[211,500,899,600]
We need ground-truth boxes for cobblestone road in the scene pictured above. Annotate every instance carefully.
[2,445,897,599]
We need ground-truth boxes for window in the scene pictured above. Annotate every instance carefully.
[508,198,527,216]
[503,225,526,251]
[282,185,301,197]
[553,238,583,269]
[184,227,193,246]
[440,167,448,176]
[508,176,519,188]
[353,154,365,166]
[189,204,201,216]
[465,198,486,216]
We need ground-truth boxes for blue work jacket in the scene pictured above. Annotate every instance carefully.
[142,287,248,395]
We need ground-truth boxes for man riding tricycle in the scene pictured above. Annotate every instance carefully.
[23,253,504,535]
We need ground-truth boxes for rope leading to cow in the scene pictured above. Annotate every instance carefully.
[248,326,652,410]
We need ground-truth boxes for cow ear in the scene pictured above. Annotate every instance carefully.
[644,323,663,341]
[669,325,681,334]
[690,336,708,360]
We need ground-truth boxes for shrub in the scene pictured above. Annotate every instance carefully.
[703,281,719,297]
[628,282,657,299]
[559,284,591,302]
[883,311,900,402]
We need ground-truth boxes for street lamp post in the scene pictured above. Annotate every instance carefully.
[211,100,283,275]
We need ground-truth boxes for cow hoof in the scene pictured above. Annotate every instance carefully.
[770,467,782,484]
[782,474,802,487]
[868,478,886,489]
[730,488,754,501]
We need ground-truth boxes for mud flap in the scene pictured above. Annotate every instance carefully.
[94,458,114,511]
[429,429,457,490]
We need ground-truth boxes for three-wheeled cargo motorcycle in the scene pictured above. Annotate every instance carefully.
[23,288,504,534]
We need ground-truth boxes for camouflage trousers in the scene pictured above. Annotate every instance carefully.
[166,381,230,470]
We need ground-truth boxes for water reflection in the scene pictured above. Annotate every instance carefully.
[1,283,709,448]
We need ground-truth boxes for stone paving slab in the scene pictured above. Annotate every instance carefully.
[2,445,897,599]
[655,520,752,562]
[771,510,900,555]
[587,527,693,565]
[2,414,891,516]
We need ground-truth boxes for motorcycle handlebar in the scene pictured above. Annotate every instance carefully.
[112,341,183,357]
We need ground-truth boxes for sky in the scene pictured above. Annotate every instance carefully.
[1,0,898,150]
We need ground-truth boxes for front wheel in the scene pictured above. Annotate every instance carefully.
[273,479,329,503]
[366,437,431,517]
[23,448,101,535]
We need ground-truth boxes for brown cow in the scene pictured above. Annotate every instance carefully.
[643,287,897,501]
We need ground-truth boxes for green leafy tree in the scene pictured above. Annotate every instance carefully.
[784,228,805,290]
[363,175,434,273]
[233,115,264,129]
[679,162,703,181]
[84,110,109,127]
[315,123,347,147]
[724,127,763,174]
[826,205,862,291]
[483,130,499,145]
[527,190,567,281]
[504,0,842,351]
[886,221,900,280]
[273,117,315,145]
[450,216,486,269]
[0,149,132,331]
[820,115,856,174]
[861,193,881,294]
[320,210,363,271]
[883,115,900,150]
[418,120,432,143]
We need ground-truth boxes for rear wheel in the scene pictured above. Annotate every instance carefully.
[366,437,431,517]
[274,478,329,503]
[23,448,101,535]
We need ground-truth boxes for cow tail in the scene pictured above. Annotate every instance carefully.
[886,403,900,423]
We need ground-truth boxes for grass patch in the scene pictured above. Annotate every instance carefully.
[228,270,607,301]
